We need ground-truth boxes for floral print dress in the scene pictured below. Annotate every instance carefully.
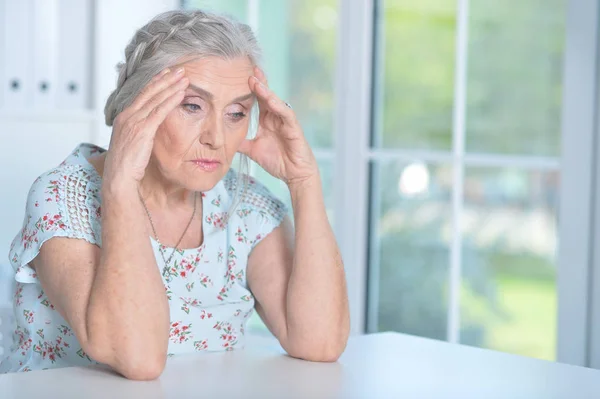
[0,143,287,373]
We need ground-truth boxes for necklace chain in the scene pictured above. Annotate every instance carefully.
[139,191,198,268]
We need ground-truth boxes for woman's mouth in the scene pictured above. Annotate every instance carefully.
[191,159,221,172]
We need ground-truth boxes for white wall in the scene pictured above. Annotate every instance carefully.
[0,0,179,355]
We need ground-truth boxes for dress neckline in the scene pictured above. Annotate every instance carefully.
[67,143,222,252]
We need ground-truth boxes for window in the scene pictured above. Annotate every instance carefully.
[368,0,565,360]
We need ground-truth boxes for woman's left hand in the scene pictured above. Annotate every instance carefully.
[238,67,319,188]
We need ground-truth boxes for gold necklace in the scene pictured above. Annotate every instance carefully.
[138,191,198,268]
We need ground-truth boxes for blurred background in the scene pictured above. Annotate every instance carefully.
[1,0,599,368]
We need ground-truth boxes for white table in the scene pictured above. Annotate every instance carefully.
[1,332,599,398]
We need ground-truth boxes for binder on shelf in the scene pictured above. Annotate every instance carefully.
[2,0,33,109]
[57,0,92,110]
[32,0,59,109]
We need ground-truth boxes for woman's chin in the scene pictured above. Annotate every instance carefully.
[184,167,228,193]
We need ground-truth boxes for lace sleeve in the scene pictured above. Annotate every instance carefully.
[8,165,102,284]
[239,176,288,250]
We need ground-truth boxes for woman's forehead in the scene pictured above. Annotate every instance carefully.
[179,56,254,87]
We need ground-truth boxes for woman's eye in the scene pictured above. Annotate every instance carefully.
[229,112,246,120]
[183,103,201,112]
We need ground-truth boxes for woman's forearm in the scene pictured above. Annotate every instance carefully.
[285,175,350,359]
[86,181,169,372]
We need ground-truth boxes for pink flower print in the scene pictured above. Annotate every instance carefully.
[233,309,242,317]
[241,294,253,302]
[165,286,173,301]
[198,274,213,288]
[35,213,67,233]
[213,322,238,350]
[77,348,92,362]
[46,180,61,202]
[199,310,213,320]
[23,309,34,324]
[36,329,44,339]
[57,324,73,336]
[14,285,24,306]
[169,321,193,344]
[22,367,32,372]
[163,255,199,282]
[21,227,39,250]
[217,250,224,263]
[211,195,222,207]
[194,340,208,351]
[16,328,33,356]
[205,212,228,229]
[185,282,195,292]
[40,298,55,310]
[34,201,39,207]
[33,338,67,363]
[180,297,201,314]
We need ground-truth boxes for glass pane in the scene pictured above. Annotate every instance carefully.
[185,0,337,148]
[369,161,452,339]
[466,1,566,156]
[373,0,456,150]
[185,0,248,22]
[460,168,558,360]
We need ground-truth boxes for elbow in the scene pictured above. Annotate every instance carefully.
[285,334,348,363]
[117,355,166,381]
[287,343,346,363]
[85,340,167,381]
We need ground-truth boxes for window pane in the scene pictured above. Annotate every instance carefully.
[373,0,456,150]
[369,161,452,339]
[465,1,566,156]
[186,0,337,148]
[185,0,248,21]
[460,168,558,360]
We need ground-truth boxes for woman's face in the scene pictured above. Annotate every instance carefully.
[151,56,255,192]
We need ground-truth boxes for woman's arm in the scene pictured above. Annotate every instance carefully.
[33,68,189,380]
[242,68,349,361]
[247,174,350,361]
[35,184,168,380]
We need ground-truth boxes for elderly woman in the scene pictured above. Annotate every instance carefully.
[0,9,349,379]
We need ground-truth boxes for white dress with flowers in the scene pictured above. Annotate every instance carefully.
[0,143,287,373]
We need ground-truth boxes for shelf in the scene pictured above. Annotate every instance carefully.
[0,109,100,124]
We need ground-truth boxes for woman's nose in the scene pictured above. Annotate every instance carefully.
[199,116,224,148]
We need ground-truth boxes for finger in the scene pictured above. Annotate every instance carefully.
[237,139,258,161]
[252,68,270,118]
[251,77,296,125]
[129,67,187,112]
[145,89,186,128]
[254,66,268,86]
[135,76,189,120]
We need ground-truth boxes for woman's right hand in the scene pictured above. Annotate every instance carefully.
[103,67,189,189]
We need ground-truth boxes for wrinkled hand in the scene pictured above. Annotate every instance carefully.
[104,68,189,186]
[238,68,319,188]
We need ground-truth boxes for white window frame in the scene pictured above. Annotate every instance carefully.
[558,0,600,368]
[338,0,600,368]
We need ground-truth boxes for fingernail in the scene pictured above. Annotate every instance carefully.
[175,67,185,75]
[161,68,171,75]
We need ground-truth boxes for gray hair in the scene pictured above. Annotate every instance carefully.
[105,9,261,221]
[104,9,261,125]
